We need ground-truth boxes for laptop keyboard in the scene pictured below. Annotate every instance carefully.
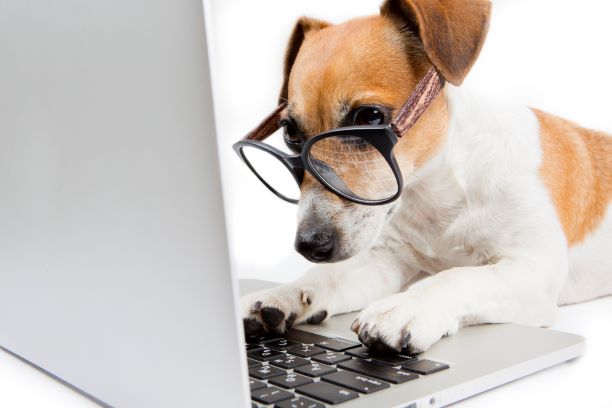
[246,329,449,407]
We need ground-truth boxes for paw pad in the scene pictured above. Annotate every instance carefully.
[243,317,263,335]
[260,307,285,327]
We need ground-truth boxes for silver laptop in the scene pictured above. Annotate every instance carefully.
[0,1,584,407]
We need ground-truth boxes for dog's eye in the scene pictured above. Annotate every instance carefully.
[353,106,386,126]
[280,118,301,145]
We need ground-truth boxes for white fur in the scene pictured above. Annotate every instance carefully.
[561,203,612,305]
[241,85,612,352]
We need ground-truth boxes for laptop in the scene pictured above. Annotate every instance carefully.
[0,0,584,407]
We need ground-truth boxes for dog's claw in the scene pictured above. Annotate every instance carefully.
[250,301,262,314]
[306,310,327,325]
[285,313,298,329]
[358,324,371,345]
[401,331,411,349]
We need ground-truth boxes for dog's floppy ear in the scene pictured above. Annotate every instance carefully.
[381,0,491,85]
[279,17,331,103]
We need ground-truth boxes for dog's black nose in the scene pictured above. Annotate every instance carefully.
[295,230,335,262]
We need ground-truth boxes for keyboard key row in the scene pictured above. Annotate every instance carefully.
[263,338,301,350]
[287,344,326,358]
[274,396,325,408]
[402,359,449,375]
[249,364,285,380]
[250,378,267,391]
[269,373,313,389]
[322,370,390,394]
[338,358,418,384]
[269,354,311,369]
[294,362,337,377]
[296,381,359,405]
[251,385,294,405]
[248,347,283,361]
[345,346,416,366]
[315,338,361,352]
[311,351,351,365]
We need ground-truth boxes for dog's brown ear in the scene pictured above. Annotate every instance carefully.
[381,0,491,85]
[279,17,331,103]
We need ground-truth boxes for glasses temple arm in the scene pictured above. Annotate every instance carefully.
[243,102,287,141]
[390,67,445,139]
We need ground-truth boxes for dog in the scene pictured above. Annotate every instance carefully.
[241,0,612,353]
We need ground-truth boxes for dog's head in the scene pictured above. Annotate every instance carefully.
[281,0,491,263]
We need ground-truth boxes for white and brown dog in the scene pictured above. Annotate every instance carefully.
[241,0,612,353]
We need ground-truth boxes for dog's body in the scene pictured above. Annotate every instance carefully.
[241,0,612,353]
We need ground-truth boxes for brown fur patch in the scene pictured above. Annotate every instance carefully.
[279,17,331,103]
[284,16,449,190]
[380,0,491,85]
[535,109,612,245]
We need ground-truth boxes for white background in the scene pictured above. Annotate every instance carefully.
[2,0,612,406]
[207,0,612,284]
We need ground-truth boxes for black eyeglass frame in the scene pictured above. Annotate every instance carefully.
[232,66,445,206]
[233,125,403,206]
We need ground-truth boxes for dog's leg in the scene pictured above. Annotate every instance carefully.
[241,249,410,335]
[352,257,567,353]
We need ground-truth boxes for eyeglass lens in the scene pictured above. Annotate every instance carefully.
[240,145,300,201]
[307,135,398,201]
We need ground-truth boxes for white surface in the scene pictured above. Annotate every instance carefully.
[0,297,610,407]
[2,0,612,407]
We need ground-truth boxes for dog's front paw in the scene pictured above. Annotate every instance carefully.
[351,292,460,354]
[241,287,328,336]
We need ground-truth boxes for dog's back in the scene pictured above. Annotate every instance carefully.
[534,110,612,304]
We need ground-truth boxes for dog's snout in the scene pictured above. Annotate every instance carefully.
[295,230,335,263]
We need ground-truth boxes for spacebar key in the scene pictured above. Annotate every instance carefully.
[296,382,359,404]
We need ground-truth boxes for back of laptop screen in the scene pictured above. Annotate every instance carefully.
[0,1,247,407]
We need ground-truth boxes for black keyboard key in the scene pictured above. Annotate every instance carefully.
[345,346,413,366]
[284,329,331,345]
[296,382,359,404]
[247,334,281,344]
[269,373,313,389]
[370,353,413,367]
[315,338,361,352]
[402,359,449,375]
[248,358,260,367]
[247,343,262,352]
[251,386,294,405]
[250,378,267,391]
[248,348,283,361]
[287,344,326,358]
[263,338,301,350]
[311,352,351,365]
[294,363,337,378]
[249,364,285,380]
[274,396,325,408]
[322,370,390,394]
[269,354,310,369]
[339,358,418,384]
[344,346,371,359]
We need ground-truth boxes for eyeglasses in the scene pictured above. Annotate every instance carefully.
[233,67,445,206]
